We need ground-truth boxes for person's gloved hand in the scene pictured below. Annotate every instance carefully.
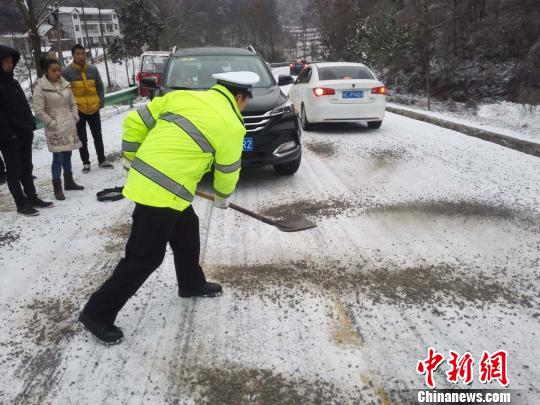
[213,195,229,209]
[122,157,132,171]
[122,158,131,179]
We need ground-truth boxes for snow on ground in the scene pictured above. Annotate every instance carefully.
[0,70,539,404]
[387,98,540,144]
[94,57,141,91]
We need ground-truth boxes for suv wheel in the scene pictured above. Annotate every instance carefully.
[301,105,313,131]
[273,155,301,176]
[367,120,382,129]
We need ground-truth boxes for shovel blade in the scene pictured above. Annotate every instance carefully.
[273,215,317,232]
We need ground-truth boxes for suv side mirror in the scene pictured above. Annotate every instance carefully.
[141,76,158,88]
[278,74,294,86]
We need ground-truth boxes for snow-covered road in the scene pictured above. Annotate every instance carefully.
[1,71,539,404]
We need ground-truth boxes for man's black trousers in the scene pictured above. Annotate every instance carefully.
[0,136,37,207]
[77,110,106,164]
[83,203,207,325]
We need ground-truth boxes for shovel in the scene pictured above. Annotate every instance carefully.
[196,191,317,233]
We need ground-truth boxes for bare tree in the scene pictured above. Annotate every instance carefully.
[3,0,69,75]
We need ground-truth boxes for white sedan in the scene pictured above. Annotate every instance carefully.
[288,62,386,130]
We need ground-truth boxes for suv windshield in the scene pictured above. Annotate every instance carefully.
[164,55,273,89]
[318,66,375,81]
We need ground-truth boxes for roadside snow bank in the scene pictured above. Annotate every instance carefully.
[387,103,540,157]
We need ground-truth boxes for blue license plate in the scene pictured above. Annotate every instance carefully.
[243,137,254,151]
[342,90,363,99]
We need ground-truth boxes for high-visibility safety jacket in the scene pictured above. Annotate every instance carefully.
[121,84,246,212]
[61,63,104,114]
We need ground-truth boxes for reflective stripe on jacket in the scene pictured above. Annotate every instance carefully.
[62,63,104,114]
[121,84,246,211]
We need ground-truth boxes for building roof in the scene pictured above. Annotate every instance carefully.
[0,23,53,38]
[58,7,116,15]
[141,51,170,56]
[38,24,54,36]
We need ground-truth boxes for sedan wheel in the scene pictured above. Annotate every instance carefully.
[301,105,313,131]
[367,120,383,129]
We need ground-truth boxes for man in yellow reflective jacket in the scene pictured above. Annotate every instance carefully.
[79,71,260,345]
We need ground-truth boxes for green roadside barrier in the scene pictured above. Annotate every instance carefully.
[34,85,139,129]
[103,86,138,107]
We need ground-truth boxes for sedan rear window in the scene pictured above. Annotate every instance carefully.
[318,66,375,81]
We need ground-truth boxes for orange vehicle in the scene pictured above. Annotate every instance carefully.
[136,51,169,97]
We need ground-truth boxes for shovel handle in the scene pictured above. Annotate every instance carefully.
[195,190,276,226]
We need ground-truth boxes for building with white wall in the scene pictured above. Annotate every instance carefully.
[54,6,121,50]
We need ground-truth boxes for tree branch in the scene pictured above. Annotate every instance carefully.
[13,0,31,27]
[37,0,69,28]
[166,0,198,47]
[35,0,55,20]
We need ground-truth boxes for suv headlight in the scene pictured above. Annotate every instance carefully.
[271,100,295,115]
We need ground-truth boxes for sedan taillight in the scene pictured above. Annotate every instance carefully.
[312,87,336,97]
[371,86,387,95]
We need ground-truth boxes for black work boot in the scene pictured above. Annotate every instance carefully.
[78,312,123,345]
[52,179,65,200]
[17,202,39,216]
[99,161,114,169]
[179,281,223,298]
[28,196,53,208]
[64,171,84,190]
[0,173,6,184]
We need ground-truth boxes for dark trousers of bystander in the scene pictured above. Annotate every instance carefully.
[83,203,207,325]
[0,136,37,207]
[77,110,106,165]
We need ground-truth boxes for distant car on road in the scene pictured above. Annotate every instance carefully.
[288,62,386,130]
[136,51,169,97]
[289,59,308,75]
[141,47,302,175]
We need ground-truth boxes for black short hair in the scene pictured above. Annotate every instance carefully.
[71,44,85,55]
[40,58,60,73]
[220,83,252,99]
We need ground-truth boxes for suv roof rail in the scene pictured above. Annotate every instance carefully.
[243,45,257,53]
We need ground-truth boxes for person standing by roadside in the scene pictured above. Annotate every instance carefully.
[62,44,114,173]
[0,45,52,216]
[33,59,85,200]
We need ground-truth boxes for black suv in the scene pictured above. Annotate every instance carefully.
[142,47,302,175]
